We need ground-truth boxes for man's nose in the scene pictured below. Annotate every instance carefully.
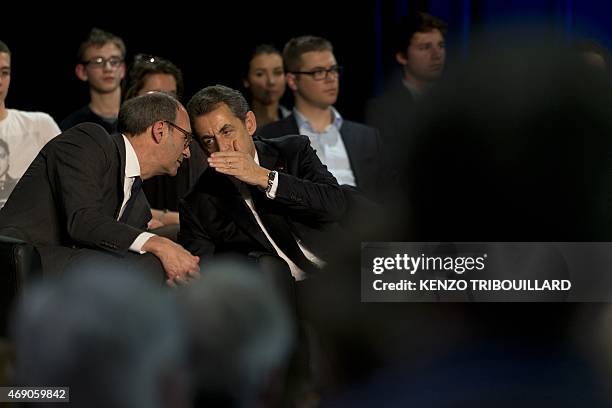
[432,47,443,60]
[102,61,115,71]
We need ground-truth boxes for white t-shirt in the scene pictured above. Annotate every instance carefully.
[0,109,60,179]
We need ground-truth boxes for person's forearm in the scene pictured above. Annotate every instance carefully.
[141,234,169,256]
[151,208,180,225]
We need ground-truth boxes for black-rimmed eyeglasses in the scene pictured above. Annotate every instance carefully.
[82,56,124,69]
[290,65,342,81]
[164,121,193,149]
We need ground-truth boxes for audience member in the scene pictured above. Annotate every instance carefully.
[0,40,59,206]
[12,268,190,408]
[309,33,612,407]
[124,54,207,231]
[0,92,200,285]
[574,38,608,72]
[177,259,294,408]
[60,28,126,134]
[0,139,16,208]
[179,85,347,282]
[124,54,185,101]
[257,36,387,200]
[365,12,447,171]
[243,44,290,128]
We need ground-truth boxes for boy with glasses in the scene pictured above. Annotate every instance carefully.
[60,28,126,133]
[0,92,200,285]
[258,35,387,201]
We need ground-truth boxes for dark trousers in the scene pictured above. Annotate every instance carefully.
[62,248,166,286]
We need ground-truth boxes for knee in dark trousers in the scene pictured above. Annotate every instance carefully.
[64,249,166,287]
[248,251,296,309]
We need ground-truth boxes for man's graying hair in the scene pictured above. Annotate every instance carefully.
[187,85,250,127]
[117,92,179,135]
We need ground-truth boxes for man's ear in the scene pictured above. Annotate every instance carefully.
[286,73,298,92]
[395,51,409,66]
[242,78,250,89]
[75,64,88,82]
[245,111,257,136]
[152,121,165,144]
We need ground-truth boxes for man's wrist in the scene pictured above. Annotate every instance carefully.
[258,168,271,189]
[141,234,166,255]
[265,170,278,198]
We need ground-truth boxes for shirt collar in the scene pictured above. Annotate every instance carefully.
[122,134,141,178]
[293,106,343,132]
[402,77,420,98]
[254,151,260,166]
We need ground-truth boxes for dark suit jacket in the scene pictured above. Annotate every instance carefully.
[257,114,387,200]
[178,135,347,270]
[0,123,151,273]
[365,83,417,172]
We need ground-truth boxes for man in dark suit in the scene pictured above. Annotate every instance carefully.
[0,92,200,285]
[257,36,388,201]
[365,12,447,171]
[179,85,347,281]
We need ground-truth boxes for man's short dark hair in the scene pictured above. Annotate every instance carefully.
[187,85,249,126]
[283,36,333,73]
[117,92,179,135]
[394,12,448,55]
[0,40,10,55]
[77,28,126,62]
[124,54,184,101]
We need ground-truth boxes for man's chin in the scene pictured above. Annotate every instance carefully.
[167,166,179,177]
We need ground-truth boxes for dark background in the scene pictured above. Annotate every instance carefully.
[2,0,612,124]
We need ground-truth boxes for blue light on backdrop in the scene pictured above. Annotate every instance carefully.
[372,0,612,95]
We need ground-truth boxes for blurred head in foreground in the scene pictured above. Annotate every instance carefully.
[12,269,187,408]
[177,260,295,408]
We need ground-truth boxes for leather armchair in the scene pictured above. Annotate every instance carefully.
[0,234,42,336]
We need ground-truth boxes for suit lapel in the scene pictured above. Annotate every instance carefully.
[287,115,300,134]
[111,133,127,219]
[209,174,274,252]
[255,141,282,171]
[339,121,365,187]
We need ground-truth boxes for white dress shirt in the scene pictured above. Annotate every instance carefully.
[239,152,324,280]
[293,107,356,187]
[120,135,154,253]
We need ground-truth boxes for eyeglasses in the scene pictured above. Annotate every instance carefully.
[82,56,124,69]
[291,65,343,81]
[164,121,193,149]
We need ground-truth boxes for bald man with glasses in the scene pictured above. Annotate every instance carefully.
[0,92,200,286]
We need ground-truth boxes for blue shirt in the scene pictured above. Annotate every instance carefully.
[293,107,356,186]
